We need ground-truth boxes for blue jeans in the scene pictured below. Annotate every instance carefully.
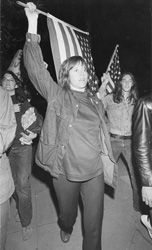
[53,173,104,250]
[0,199,10,250]
[8,145,32,227]
[110,137,140,211]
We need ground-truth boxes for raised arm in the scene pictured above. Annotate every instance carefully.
[25,2,38,34]
[23,2,59,101]
[98,73,111,100]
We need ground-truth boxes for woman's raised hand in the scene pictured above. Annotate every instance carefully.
[25,2,39,19]
[98,73,110,98]
[101,73,110,87]
[24,2,39,34]
[13,103,21,113]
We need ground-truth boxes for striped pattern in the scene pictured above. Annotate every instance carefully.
[107,46,121,93]
[47,14,98,95]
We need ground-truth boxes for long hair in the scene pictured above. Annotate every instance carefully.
[4,70,31,103]
[58,56,89,90]
[113,72,138,104]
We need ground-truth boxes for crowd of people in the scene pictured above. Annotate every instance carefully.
[0,2,152,250]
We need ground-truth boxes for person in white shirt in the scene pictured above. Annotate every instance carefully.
[0,86,16,250]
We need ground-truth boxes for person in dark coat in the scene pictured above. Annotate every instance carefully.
[133,93,152,238]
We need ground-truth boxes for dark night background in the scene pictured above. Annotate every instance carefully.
[1,0,152,110]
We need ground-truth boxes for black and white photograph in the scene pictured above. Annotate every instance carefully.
[1,1,152,250]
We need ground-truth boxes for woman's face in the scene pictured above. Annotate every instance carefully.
[121,74,133,92]
[2,73,16,92]
[69,62,88,90]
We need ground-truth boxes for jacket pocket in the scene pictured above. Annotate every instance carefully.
[35,140,63,177]
[36,140,57,166]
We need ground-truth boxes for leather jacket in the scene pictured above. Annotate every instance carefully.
[133,94,152,186]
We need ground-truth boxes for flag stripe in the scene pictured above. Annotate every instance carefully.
[58,23,71,61]
[67,27,79,56]
[107,85,113,93]
[53,21,67,65]
[63,26,75,57]
[68,27,82,57]
[47,18,62,76]
[107,81,114,90]
[65,26,77,57]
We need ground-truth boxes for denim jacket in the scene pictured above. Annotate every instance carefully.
[23,33,118,188]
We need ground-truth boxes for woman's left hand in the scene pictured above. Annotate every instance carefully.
[20,130,37,145]
[14,103,21,113]
[25,2,38,19]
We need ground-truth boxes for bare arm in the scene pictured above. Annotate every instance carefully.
[98,73,109,100]
[25,2,38,34]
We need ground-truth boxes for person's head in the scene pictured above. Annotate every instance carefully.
[2,70,30,102]
[120,73,135,93]
[2,71,19,95]
[58,56,89,91]
[113,72,138,104]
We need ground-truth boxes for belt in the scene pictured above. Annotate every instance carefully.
[110,133,132,140]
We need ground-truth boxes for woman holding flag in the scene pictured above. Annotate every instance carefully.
[98,71,140,211]
[23,2,117,250]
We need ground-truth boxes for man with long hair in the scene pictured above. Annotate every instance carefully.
[98,72,140,211]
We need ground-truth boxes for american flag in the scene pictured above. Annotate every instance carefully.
[47,14,98,95]
[106,45,121,93]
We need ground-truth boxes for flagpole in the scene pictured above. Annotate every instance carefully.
[16,1,89,34]
[106,44,119,73]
